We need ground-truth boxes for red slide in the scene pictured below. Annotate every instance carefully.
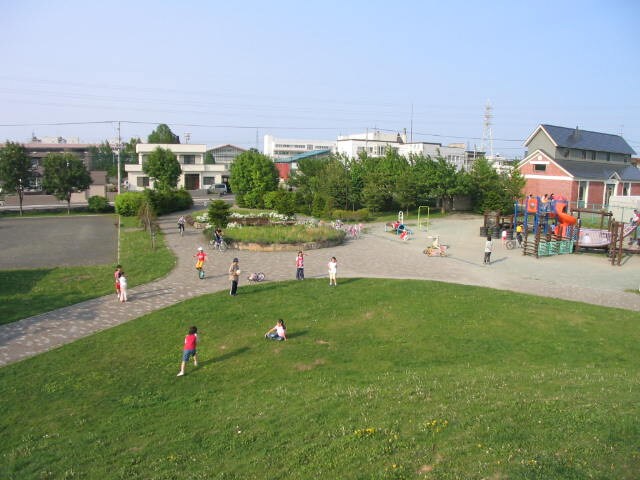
[554,196,577,226]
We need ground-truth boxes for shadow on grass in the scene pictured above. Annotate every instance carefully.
[204,346,250,366]
[285,329,308,340]
[0,269,55,295]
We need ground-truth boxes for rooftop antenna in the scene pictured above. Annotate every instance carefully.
[256,128,259,150]
[410,102,414,143]
[481,100,493,159]
[184,132,191,144]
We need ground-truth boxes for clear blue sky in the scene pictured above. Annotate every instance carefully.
[1,0,638,158]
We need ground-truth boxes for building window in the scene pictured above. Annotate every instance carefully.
[137,176,149,187]
[581,150,587,160]
[533,164,546,172]
[591,151,596,160]
[606,152,611,161]
[203,176,215,186]
[182,155,195,164]
[578,181,588,208]
[622,182,630,196]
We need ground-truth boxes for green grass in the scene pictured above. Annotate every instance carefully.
[226,224,346,244]
[0,216,175,325]
[1,279,638,479]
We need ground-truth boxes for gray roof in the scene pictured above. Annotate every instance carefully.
[555,159,640,181]
[541,124,636,155]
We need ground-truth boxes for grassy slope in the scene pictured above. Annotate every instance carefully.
[0,216,175,325]
[0,279,638,479]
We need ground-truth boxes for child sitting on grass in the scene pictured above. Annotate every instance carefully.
[264,319,287,341]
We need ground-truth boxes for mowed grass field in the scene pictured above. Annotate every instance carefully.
[1,278,638,479]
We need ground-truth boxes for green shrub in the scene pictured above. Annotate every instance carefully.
[263,190,297,217]
[143,189,194,215]
[332,208,371,222]
[207,199,232,228]
[115,191,145,216]
[87,195,113,213]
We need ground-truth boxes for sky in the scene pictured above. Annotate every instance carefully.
[0,0,638,158]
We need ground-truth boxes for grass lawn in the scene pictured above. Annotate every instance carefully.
[1,279,638,479]
[0,216,175,325]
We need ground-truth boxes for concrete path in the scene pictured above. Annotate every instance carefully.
[1,213,638,366]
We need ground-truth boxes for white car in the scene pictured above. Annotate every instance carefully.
[207,183,228,195]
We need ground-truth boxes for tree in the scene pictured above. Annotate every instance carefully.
[42,153,92,214]
[147,124,180,144]
[468,157,503,213]
[0,141,35,216]
[429,157,464,214]
[88,141,117,176]
[207,199,232,228]
[143,147,181,191]
[229,150,279,208]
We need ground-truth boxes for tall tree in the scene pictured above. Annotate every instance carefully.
[229,150,279,208]
[468,157,502,213]
[0,141,35,216]
[42,153,92,214]
[143,147,181,191]
[88,141,116,175]
[429,157,464,214]
[147,124,180,144]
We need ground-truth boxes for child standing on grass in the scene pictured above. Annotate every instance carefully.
[118,271,128,302]
[114,264,122,298]
[264,319,287,341]
[483,236,493,265]
[328,256,338,286]
[177,326,198,376]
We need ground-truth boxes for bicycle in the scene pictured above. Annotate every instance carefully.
[208,237,228,252]
[247,272,266,283]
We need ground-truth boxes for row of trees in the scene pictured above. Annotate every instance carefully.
[228,148,525,216]
[0,142,92,215]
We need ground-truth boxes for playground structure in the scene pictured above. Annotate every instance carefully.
[417,206,430,231]
[385,211,413,240]
[513,198,639,264]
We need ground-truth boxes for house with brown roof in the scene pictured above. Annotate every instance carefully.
[517,124,640,207]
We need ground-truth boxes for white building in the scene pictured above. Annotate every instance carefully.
[336,130,478,171]
[125,143,228,191]
[263,134,336,160]
[335,130,402,158]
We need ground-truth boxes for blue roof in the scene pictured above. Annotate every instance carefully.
[555,159,640,181]
[276,149,331,163]
[541,124,635,155]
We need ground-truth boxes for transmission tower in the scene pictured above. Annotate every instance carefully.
[481,100,493,159]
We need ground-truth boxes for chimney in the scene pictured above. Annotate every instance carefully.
[573,125,580,140]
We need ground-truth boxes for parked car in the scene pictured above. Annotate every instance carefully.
[207,183,228,195]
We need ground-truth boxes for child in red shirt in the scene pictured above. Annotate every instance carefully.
[177,326,198,376]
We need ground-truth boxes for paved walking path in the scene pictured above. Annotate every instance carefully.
[1,213,638,366]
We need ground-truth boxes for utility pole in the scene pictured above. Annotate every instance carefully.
[117,121,122,195]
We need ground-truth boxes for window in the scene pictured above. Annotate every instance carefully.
[137,176,149,187]
[606,152,611,161]
[581,150,587,160]
[622,182,630,196]
[591,151,596,160]
[533,164,546,172]
[203,176,215,186]
[182,155,195,164]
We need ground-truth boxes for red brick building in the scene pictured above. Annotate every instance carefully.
[518,124,640,207]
